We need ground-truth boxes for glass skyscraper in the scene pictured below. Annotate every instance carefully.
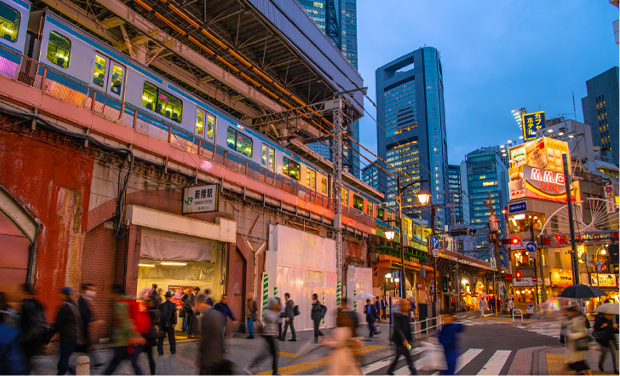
[299,0,361,177]
[375,47,450,228]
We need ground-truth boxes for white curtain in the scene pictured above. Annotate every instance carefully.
[140,229,215,263]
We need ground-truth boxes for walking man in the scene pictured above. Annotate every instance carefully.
[374,297,382,322]
[158,291,177,355]
[386,299,417,375]
[214,294,238,339]
[18,283,46,370]
[245,297,280,375]
[187,287,200,338]
[381,296,388,320]
[246,293,257,339]
[50,287,83,375]
[198,295,226,374]
[280,293,296,341]
[77,283,103,367]
[311,293,323,343]
[364,299,377,338]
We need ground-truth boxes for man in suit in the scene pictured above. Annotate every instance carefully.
[158,291,177,355]
[198,295,225,374]
[187,287,200,338]
[381,296,388,320]
[374,296,382,322]
[386,299,417,375]
[280,293,296,342]
[364,299,377,338]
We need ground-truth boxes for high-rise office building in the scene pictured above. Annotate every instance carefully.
[462,146,509,254]
[375,47,449,227]
[361,160,380,190]
[448,164,465,226]
[299,0,361,177]
[581,67,619,165]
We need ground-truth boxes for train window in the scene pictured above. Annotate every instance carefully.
[141,82,183,123]
[376,208,384,221]
[261,144,275,171]
[226,126,253,158]
[46,31,71,69]
[306,169,316,190]
[92,55,106,87]
[196,109,205,136]
[342,188,349,205]
[110,64,123,95]
[353,195,363,211]
[206,113,215,140]
[0,3,20,43]
[366,201,373,216]
[282,156,300,180]
[321,178,327,195]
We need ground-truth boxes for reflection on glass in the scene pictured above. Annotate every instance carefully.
[353,195,363,211]
[0,3,20,43]
[110,64,123,95]
[307,169,316,190]
[321,178,327,195]
[226,127,252,157]
[196,109,204,136]
[206,114,215,140]
[47,31,71,69]
[92,55,106,87]
[141,82,183,123]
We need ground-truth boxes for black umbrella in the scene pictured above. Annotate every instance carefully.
[559,284,607,299]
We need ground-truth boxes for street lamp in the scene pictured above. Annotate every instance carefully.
[385,229,395,241]
[415,181,438,317]
[417,188,431,205]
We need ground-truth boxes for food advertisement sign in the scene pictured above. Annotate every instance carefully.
[508,138,573,202]
[590,273,617,288]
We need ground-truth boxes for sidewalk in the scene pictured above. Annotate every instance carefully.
[511,343,618,376]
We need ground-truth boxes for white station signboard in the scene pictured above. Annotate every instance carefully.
[183,184,219,213]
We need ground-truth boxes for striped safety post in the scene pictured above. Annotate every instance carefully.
[322,291,325,324]
[336,282,341,310]
[274,286,278,298]
[262,273,269,314]
[354,289,357,312]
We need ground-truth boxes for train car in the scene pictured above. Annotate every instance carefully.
[0,0,30,78]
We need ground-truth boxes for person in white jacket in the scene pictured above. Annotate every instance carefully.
[479,298,487,317]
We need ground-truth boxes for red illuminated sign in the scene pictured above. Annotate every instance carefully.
[530,168,565,185]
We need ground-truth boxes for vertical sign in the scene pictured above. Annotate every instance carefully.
[522,111,546,141]
[604,182,617,213]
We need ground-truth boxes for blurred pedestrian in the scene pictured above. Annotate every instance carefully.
[103,284,146,375]
[364,298,376,338]
[18,283,46,368]
[245,297,280,375]
[386,299,417,375]
[374,297,381,323]
[152,288,163,309]
[198,294,228,374]
[214,294,238,339]
[508,299,514,316]
[311,293,323,343]
[276,297,284,339]
[150,284,158,297]
[246,293,257,339]
[437,313,464,375]
[562,306,592,375]
[77,283,104,368]
[204,288,214,307]
[0,312,27,375]
[187,287,200,338]
[181,288,190,333]
[323,303,362,375]
[158,291,177,355]
[381,296,388,320]
[50,287,83,375]
[0,292,18,327]
[593,311,618,374]
[280,293,296,341]
[479,297,487,317]
[339,299,358,337]
[409,297,417,322]
[142,292,162,375]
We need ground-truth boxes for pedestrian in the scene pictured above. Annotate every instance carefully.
[323,304,362,375]
[593,311,618,374]
[562,306,592,375]
[187,287,200,338]
[214,294,238,339]
[276,297,284,339]
[158,291,177,355]
[479,297,487,317]
[198,294,228,375]
[152,288,163,309]
[381,296,388,320]
[204,288,214,307]
[246,293,257,339]
[77,283,104,368]
[245,297,280,375]
[0,292,18,327]
[374,296,382,322]
[364,298,377,338]
[508,299,514,316]
[17,283,46,369]
[437,313,464,375]
[280,293,296,341]
[50,287,83,375]
[181,288,190,333]
[339,299,359,337]
[0,311,28,375]
[103,283,147,375]
[311,293,323,343]
[142,292,162,375]
[409,297,417,322]
[385,299,417,375]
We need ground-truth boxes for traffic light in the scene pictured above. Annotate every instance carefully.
[502,238,519,245]
[515,271,522,282]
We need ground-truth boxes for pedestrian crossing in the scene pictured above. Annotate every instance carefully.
[363,347,513,375]
[515,321,561,339]
[455,318,506,326]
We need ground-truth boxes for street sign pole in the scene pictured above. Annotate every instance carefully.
[562,153,580,285]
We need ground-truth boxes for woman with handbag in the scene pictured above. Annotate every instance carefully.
[562,306,592,375]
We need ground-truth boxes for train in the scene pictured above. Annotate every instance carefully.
[0,0,432,245]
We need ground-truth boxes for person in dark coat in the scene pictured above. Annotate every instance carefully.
[214,294,238,336]
[593,312,618,374]
[77,283,103,367]
[246,293,257,339]
[0,319,28,375]
[187,287,200,338]
[158,291,177,355]
[311,293,323,343]
[17,283,46,369]
[364,299,377,338]
[280,293,296,341]
[142,293,161,375]
[374,297,382,322]
[198,294,226,375]
[381,296,388,320]
[438,313,464,375]
[386,299,417,375]
[339,299,359,337]
[50,287,83,375]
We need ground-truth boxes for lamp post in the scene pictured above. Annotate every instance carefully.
[415,181,437,316]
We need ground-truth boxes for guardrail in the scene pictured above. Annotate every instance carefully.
[0,46,355,217]
[410,315,444,338]
[512,309,523,322]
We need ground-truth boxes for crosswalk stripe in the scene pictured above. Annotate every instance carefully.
[456,348,484,374]
[362,347,424,375]
[477,350,511,375]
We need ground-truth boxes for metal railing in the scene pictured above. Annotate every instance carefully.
[0,46,346,215]
[409,315,444,339]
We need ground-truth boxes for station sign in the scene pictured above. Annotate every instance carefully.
[522,111,546,141]
[183,184,219,213]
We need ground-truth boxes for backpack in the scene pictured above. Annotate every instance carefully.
[121,299,152,335]
[320,304,327,319]
[293,305,300,317]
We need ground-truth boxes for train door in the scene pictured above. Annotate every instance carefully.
[90,52,124,115]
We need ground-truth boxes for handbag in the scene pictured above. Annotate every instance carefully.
[575,335,591,351]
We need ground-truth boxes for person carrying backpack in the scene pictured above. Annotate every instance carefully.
[17,283,46,370]
[50,287,83,375]
[103,284,146,375]
[311,293,324,343]
[280,293,296,342]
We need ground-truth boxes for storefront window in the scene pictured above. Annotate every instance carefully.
[508,212,545,233]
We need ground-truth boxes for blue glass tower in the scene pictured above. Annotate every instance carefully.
[376,47,449,227]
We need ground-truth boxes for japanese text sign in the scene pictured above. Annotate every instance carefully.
[522,111,545,141]
[183,184,219,213]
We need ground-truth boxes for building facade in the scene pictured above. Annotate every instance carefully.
[448,164,465,226]
[581,67,619,165]
[362,159,380,190]
[463,146,509,254]
[375,47,450,227]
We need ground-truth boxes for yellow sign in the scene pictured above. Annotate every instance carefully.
[509,137,570,173]
[550,269,573,286]
[577,245,586,264]
[591,273,617,288]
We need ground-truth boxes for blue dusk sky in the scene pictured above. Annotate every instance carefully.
[356,0,619,166]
